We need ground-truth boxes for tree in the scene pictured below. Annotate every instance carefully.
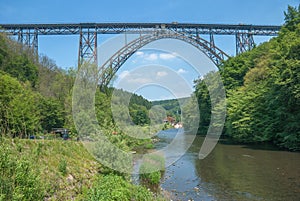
[0,74,41,137]
[38,97,65,132]
[194,77,211,135]
[192,5,300,150]
[284,5,300,31]
[0,33,38,87]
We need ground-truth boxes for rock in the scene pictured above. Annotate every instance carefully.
[67,174,74,183]
[193,187,199,192]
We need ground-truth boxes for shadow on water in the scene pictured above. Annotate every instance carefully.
[219,138,299,152]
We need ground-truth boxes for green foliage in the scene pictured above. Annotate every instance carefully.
[110,88,152,126]
[194,78,211,135]
[38,96,65,132]
[0,34,76,137]
[152,98,189,122]
[139,154,165,185]
[193,5,300,150]
[284,5,300,31]
[162,122,172,130]
[58,159,68,176]
[0,26,164,201]
[95,90,113,127]
[145,142,154,149]
[85,174,155,201]
[0,74,41,137]
[0,33,38,86]
[130,104,150,125]
[0,139,44,201]
[0,138,102,200]
[129,91,152,109]
[0,32,154,139]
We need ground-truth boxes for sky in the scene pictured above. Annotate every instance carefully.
[0,0,299,100]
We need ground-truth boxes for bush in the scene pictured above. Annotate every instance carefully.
[139,154,165,185]
[58,159,67,176]
[0,140,44,200]
[145,143,154,149]
[85,174,154,201]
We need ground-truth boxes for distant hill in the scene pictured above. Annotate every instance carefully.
[152,97,190,122]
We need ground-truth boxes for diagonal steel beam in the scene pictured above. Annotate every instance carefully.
[78,27,98,67]
[236,32,255,55]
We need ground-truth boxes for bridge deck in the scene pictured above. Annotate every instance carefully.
[0,23,281,36]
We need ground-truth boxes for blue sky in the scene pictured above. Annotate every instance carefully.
[0,0,299,100]
[1,0,298,24]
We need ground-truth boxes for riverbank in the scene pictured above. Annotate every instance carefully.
[0,137,165,200]
[0,137,99,200]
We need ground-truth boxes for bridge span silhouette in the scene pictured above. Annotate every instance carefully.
[0,23,281,80]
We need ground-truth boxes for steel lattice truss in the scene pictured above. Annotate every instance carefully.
[99,29,230,86]
[0,23,281,35]
[0,22,281,70]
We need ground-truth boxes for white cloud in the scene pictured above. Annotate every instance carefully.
[127,77,152,84]
[135,51,144,56]
[177,68,187,74]
[156,71,168,77]
[159,53,176,60]
[134,51,177,61]
[118,70,130,79]
[146,53,158,61]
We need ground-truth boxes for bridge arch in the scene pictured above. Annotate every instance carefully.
[99,30,230,86]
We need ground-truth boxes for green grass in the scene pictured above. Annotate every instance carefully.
[85,174,155,201]
[0,137,100,200]
[139,153,165,185]
[0,137,167,200]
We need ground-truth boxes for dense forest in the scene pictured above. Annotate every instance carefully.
[152,97,189,122]
[194,5,300,151]
[0,35,152,138]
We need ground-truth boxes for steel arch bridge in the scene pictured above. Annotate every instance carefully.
[0,23,281,61]
[0,22,281,85]
[99,29,230,86]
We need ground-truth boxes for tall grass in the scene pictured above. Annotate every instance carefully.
[0,138,44,200]
[85,174,156,201]
[0,138,100,200]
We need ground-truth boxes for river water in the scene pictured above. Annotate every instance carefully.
[155,129,300,201]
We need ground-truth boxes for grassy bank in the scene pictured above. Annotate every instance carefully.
[0,137,164,200]
[0,137,100,200]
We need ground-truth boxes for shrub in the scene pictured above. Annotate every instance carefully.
[0,140,44,200]
[58,159,67,176]
[85,174,154,201]
[139,154,165,185]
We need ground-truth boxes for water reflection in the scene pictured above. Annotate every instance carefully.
[155,128,196,167]
[158,130,300,201]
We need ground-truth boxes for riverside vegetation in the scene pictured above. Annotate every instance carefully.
[0,4,300,200]
[192,5,300,151]
[0,28,164,200]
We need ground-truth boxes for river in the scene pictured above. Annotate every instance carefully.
[155,128,300,201]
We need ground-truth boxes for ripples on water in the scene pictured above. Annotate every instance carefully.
[154,129,300,201]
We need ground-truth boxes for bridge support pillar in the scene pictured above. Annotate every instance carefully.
[78,27,98,67]
[17,28,38,57]
[235,33,255,55]
[209,32,216,53]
